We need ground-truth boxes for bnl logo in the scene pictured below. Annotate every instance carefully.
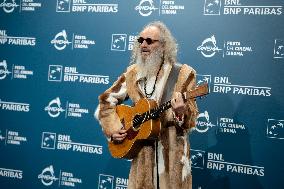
[111,34,127,51]
[204,0,222,15]
[274,39,284,59]
[98,174,114,189]
[191,149,205,169]
[197,74,211,93]
[41,132,56,149]
[56,0,71,12]
[267,119,284,139]
[48,65,63,82]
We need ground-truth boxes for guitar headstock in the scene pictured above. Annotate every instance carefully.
[184,83,209,100]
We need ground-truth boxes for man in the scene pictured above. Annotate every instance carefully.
[96,21,198,189]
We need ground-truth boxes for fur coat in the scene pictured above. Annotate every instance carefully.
[96,62,198,189]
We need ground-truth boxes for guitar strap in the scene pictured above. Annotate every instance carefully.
[160,63,182,104]
[155,63,182,189]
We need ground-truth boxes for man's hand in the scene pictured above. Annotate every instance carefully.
[111,129,127,142]
[171,92,186,115]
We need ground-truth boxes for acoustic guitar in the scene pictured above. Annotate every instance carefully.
[108,83,209,159]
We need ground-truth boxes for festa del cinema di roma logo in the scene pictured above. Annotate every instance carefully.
[0,0,19,13]
[135,0,158,16]
[38,165,82,187]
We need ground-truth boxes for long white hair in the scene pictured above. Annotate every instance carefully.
[130,21,178,65]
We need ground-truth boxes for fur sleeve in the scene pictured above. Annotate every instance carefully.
[95,73,128,137]
[179,65,199,132]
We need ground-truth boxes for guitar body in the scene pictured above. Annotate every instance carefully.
[108,98,161,159]
[107,83,209,159]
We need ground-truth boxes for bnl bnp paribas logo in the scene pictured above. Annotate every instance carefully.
[98,174,128,189]
[191,151,265,177]
[38,165,82,187]
[274,39,284,59]
[56,0,118,13]
[50,30,96,50]
[41,132,103,155]
[267,119,284,139]
[203,0,282,16]
[111,34,138,51]
[197,35,253,58]
[0,30,36,46]
[48,65,109,85]
[197,74,272,97]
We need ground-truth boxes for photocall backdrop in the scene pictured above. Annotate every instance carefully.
[0,0,283,189]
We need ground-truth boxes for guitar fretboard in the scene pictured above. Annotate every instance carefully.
[132,100,172,130]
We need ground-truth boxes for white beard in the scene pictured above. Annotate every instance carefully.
[136,47,163,79]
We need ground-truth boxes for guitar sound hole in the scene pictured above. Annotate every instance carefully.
[127,128,138,140]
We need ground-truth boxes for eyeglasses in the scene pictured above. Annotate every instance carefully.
[137,37,159,45]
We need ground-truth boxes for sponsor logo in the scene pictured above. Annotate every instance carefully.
[48,65,109,85]
[98,174,114,189]
[41,132,103,155]
[56,0,118,13]
[135,0,158,16]
[41,132,56,149]
[135,0,185,16]
[0,60,34,80]
[0,130,27,145]
[0,130,5,141]
[194,110,216,133]
[197,35,222,58]
[38,165,59,186]
[267,119,284,139]
[0,0,19,13]
[0,167,23,179]
[0,0,42,13]
[0,60,11,79]
[38,165,82,187]
[197,74,212,92]
[50,30,72,50]
[50,30,96,50]
[44,97,89,118]
[273,39,284,59]
[204,0,222,15]
[48,65,63,82]
[21,0,42,12]
[98,174,128,189]
[111,34,127,51]
[0,99,30,112]
[111,34,137,51]
[206,152,265,176]
[44,97,65,118]
[197,35,253,58]
[191,149,205,169]
[204,0,283,16]
[191,150,265,176]
[198,74,272,97]
[0,30,36,46]
[212,76,271,96]
[217,117,246,134]
[56,0,71,12]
